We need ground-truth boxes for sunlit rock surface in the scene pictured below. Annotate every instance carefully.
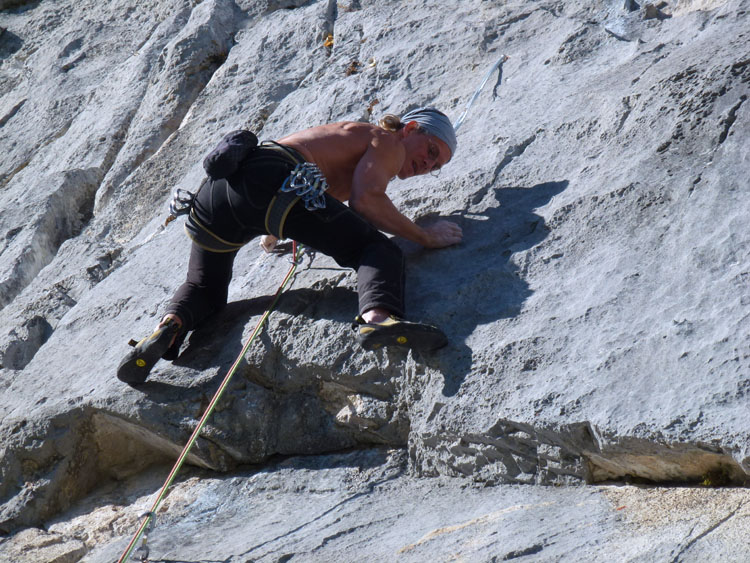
[0,0,748,560]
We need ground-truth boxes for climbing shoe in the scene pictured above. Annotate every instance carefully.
[161,328,187,361]
[117,318,181,385]
[353,315,448,352]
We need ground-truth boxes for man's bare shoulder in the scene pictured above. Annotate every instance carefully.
[349,121,400,143]
[282,121,395,145]
[280,121,400,166]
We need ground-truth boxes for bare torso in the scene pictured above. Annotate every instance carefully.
[278,122,393,202]
[275,119,462,251]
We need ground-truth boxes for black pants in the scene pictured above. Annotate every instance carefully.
[165,145,405,332]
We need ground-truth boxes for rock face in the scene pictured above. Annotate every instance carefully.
[8,449,750,563]
[0,0,749,560]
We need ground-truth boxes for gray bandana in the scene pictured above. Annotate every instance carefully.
[400,107,457,156]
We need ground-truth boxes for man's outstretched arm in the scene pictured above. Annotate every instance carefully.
[348,134,462,248]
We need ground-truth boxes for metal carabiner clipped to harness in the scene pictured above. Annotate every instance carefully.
[280,162,329,210]
[165,188,196,226]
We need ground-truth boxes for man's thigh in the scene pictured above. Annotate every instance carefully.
[281,196,389,268]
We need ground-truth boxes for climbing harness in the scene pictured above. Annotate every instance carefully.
[184,208,246,253]
[164,141,329,247]
[265,161,329,239]
[453,54,509,133]
[117,242,305,563]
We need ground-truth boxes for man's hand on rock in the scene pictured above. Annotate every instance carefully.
[422,220,463,248]
[259,234,279,253]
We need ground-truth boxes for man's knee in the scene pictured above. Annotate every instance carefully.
[355,236,403,273]
[374,236,404,262]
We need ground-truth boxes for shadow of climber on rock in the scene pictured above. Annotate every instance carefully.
[403,180,569,396]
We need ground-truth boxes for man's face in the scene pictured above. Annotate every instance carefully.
[398,123,452,179]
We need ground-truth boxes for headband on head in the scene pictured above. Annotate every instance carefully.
[400,107,457,156]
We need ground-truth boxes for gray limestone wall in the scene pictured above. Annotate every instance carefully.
[0,0,748,560]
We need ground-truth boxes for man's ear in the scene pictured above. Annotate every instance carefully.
[403,120,419,135]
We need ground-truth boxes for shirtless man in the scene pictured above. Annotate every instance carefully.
[117,107,462,385]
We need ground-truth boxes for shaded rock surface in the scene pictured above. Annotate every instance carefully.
[0,0,749,559]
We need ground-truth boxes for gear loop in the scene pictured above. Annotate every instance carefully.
[168,187,196,218]
[280,162,329,210]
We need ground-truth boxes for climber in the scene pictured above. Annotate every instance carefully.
[117,107,462,385]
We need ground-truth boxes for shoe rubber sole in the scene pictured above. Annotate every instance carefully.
[358,320,448,352]
[117,322,179,385]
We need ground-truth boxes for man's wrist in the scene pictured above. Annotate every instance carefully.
[415,226,432,247]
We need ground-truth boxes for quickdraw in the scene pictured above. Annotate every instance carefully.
[131,512,155,562]
[453,54,509,133]
[164,188,196,226]
[265,162,330,238]
[279,162,329,211]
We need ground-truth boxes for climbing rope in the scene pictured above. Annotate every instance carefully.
[453,54,509,133]
[117,241,305,563]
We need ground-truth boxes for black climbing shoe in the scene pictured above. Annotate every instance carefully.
[353,315,448,352]
[161,328,187,361]
[117,319,181,385]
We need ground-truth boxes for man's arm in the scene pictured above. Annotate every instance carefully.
[348,133,462,248]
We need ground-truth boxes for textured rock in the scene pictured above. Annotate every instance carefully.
[0,527,86,563]
[0,0,749,559]
[3,450,749,562]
